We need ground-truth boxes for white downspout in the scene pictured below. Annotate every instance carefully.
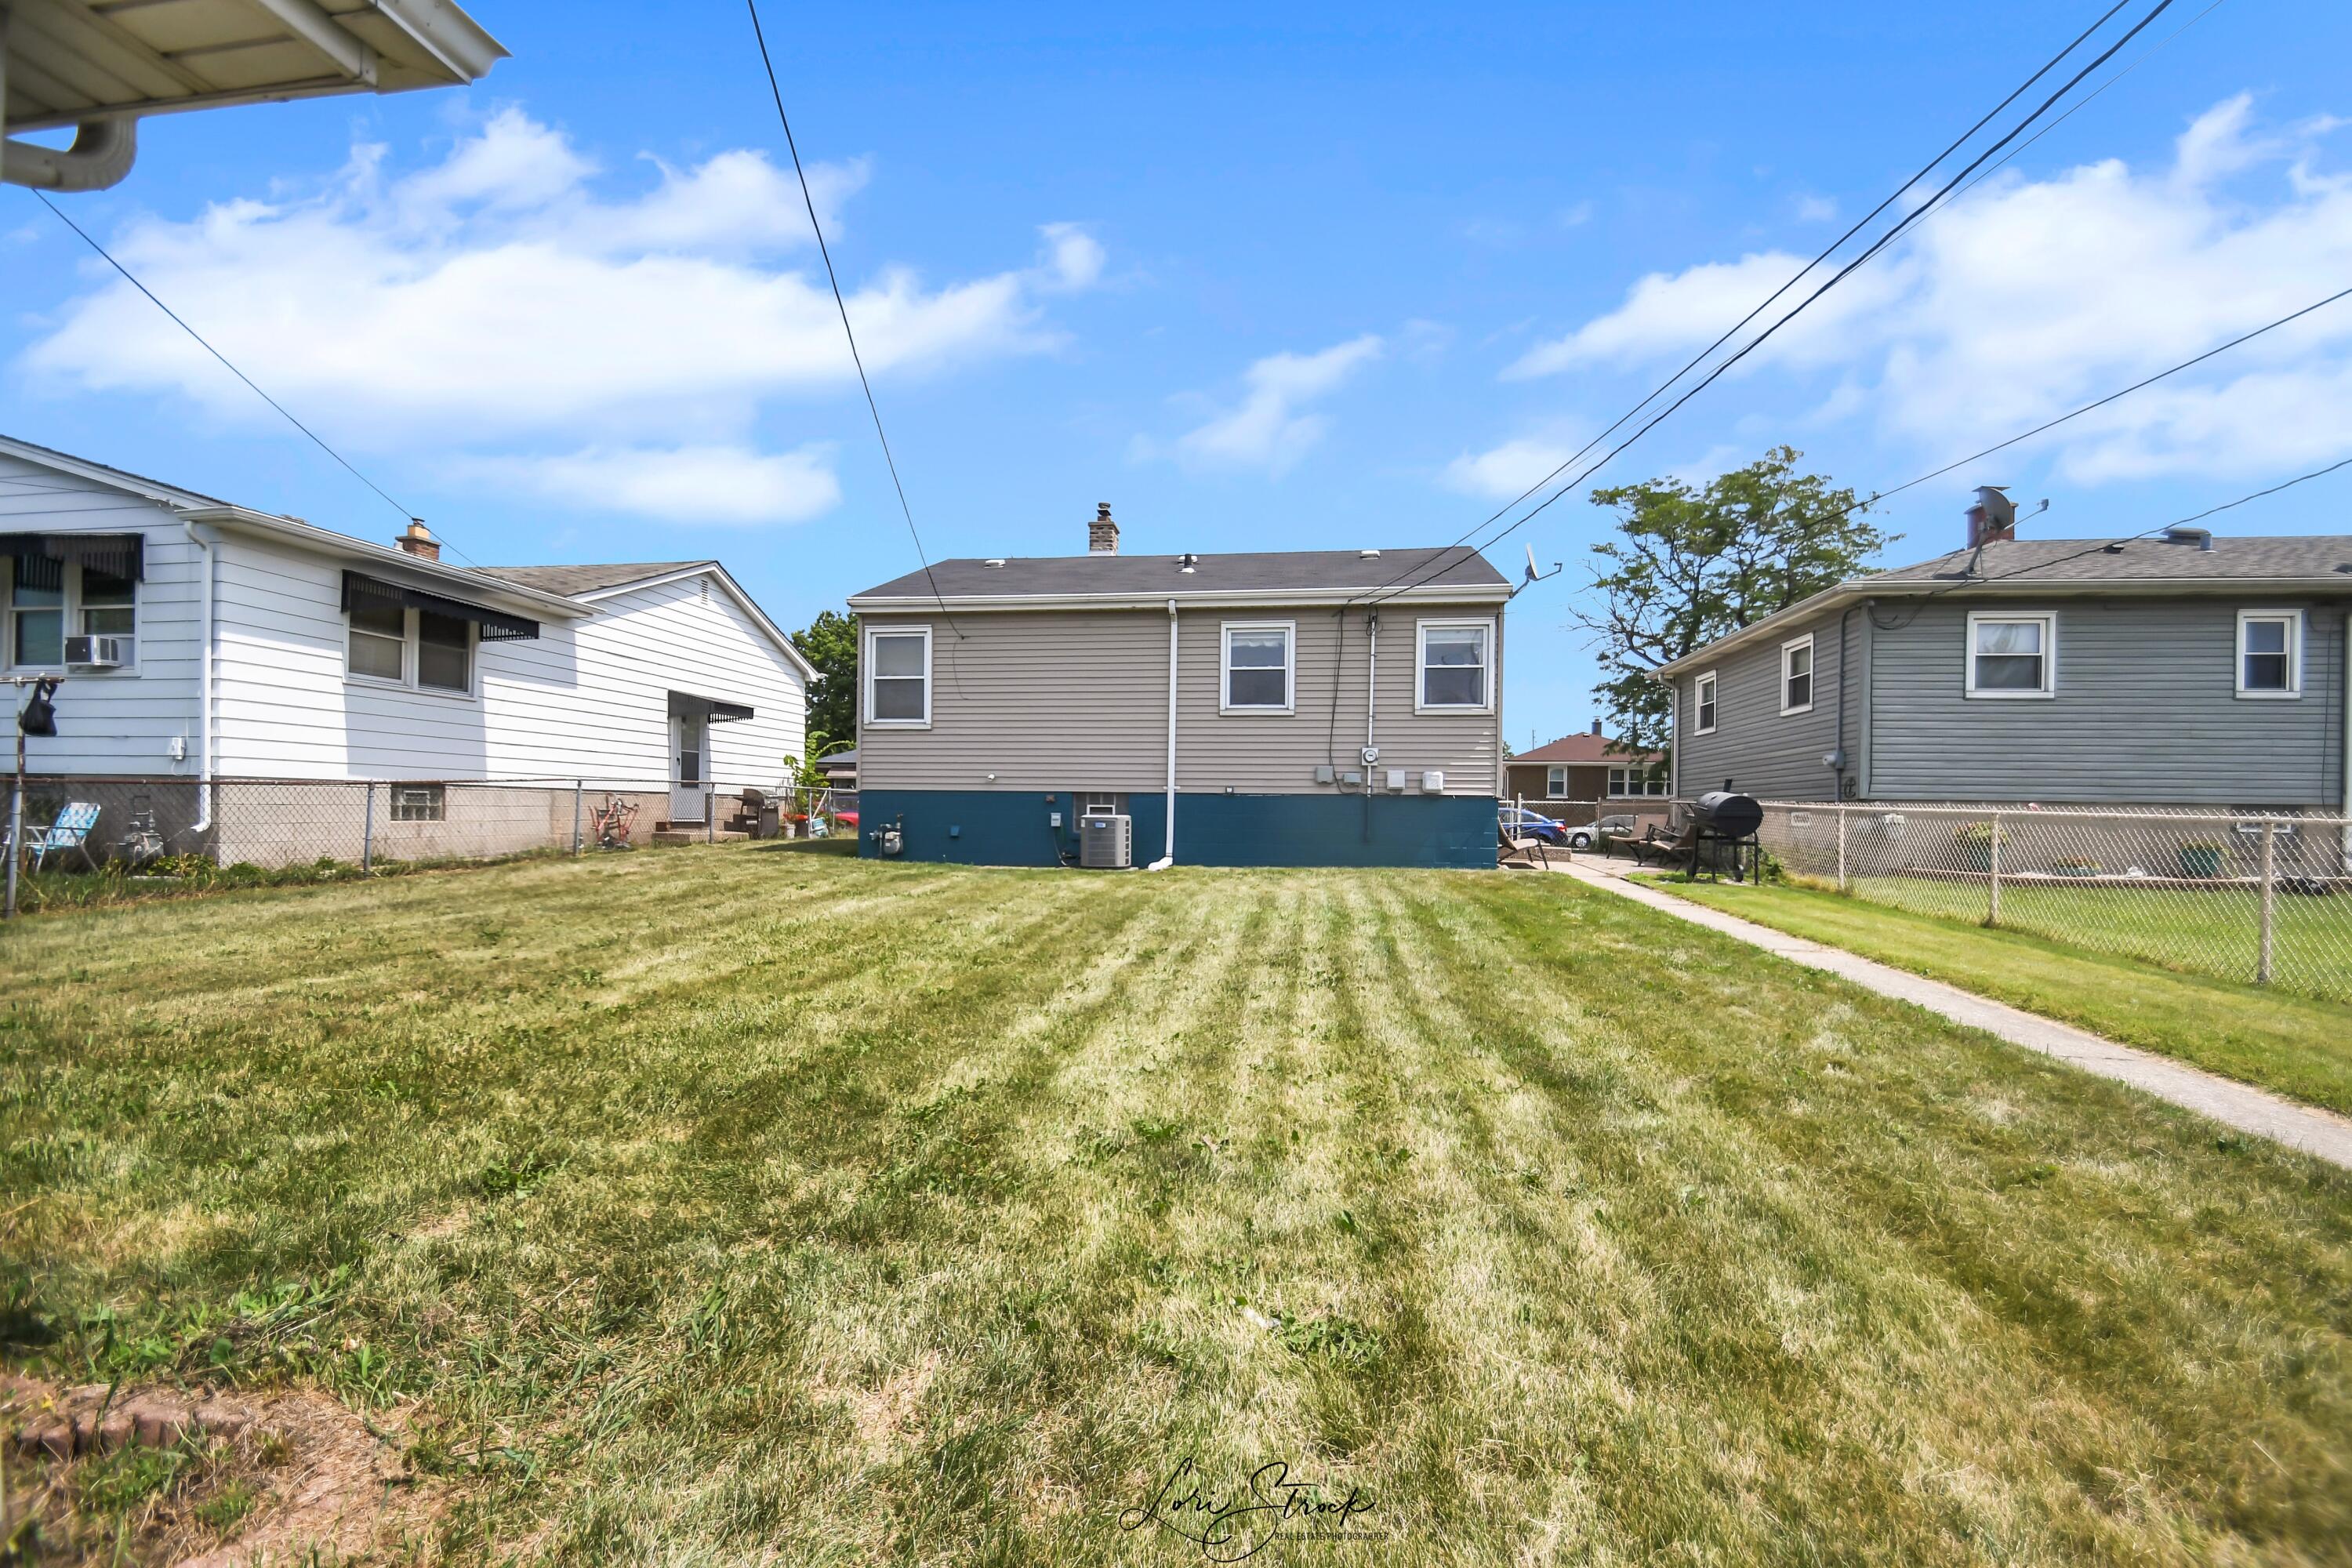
[1365,613,1378,764]
[1146,599,1176,870]
[182,518,215,833]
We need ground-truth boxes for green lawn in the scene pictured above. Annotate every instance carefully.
[1642,873,2352,1116]
[4,845,2351,1563]
[1825,870,2352,1004]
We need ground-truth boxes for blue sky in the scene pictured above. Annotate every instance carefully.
[6,1,2350,747]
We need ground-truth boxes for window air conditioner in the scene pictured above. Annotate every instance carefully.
[64,635,128,669]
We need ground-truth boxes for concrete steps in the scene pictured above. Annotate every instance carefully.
[651,825,749,846]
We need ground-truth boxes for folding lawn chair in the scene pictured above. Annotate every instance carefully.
[20,800,101,873]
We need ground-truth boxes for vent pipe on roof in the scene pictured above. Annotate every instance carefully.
[2162,525,2214,551]
[1089,503,1120,555]
[1591,718,1601,735]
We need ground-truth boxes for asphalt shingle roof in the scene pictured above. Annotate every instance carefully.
[850,546,1508,601]
[1512,732,1663,766]
[1867,534,2352,586]
[472,562,710,597]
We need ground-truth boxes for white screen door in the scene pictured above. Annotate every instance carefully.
[671,713,707,822]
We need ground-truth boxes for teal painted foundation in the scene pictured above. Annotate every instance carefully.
[857,789,1497,869]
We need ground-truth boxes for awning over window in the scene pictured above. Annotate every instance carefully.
[1,532,144,590]
[341,571,539,641]
[668,690,755,723]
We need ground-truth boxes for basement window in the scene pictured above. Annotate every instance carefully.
[391,784,446,822]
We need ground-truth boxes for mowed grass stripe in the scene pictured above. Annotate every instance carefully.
[2,849,2349,1565]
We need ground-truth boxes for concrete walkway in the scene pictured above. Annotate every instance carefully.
[1558,855,2352,1171]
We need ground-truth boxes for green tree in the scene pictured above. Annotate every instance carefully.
[790,608,859,754]
[1573,446,1889,757]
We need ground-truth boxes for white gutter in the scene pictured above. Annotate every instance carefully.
[182,518,216,832]
[1146,599,1177,870]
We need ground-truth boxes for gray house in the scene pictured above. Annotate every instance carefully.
[1655,510,2352,815]
[843,508,1508,867]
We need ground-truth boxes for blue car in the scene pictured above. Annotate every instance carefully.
[1500,805,1571,848]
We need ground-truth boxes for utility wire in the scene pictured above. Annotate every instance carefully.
[27,189,470,564]
[1925,0,2230,221]
[746,0,960,637]
[1368,0,2180,608]
[1352,0,2140,605]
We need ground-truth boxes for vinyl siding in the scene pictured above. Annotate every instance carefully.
[858,602,1504,796]
[6,448,803,787]
[212,546,805,785]
[1672,609,1849,800]
[0,456,201,773]
[1865,595,2348,806]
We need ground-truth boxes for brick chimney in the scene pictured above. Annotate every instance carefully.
[1964,485,2016,551]
[396,520,440,561]
[1088,503,1119,555]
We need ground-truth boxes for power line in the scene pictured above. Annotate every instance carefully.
[1353,0,2139,608]
[745,0,960,638]
[26,190,470,564]
[1367,0,2181,608]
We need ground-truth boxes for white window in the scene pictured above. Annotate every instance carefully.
[346,604,475,695]
[866,626,933,727]
[1221,621,1294,713]
[1780,633,1815,716]
[5,558,136,671]
[2236,610,2302,698]
[1417,619,1494,712]
[1607,766,1668,798]
[1545,765,1567,797]
[1693,670,1718,735]
[1965,612,2056,698]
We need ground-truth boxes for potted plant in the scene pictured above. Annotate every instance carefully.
[2178,838,2228,879]
[1953,819,2006,873]
[2049,855,2101,877]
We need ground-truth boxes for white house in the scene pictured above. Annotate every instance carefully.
[2,435,811,863]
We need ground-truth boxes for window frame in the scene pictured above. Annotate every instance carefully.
[1779,633,1816,717]
[864,623,934,729]
[1414,616,1496,714]
[343,603,478,699]
[390,782,448,822]
[4,558,139,674]
[1606,765,1668,799]
[1219,619,1297,715]
[1692,670,1718,736]
[1964,610,2057,699]
[2234,608,2303,699]
[1544,765,1567,798]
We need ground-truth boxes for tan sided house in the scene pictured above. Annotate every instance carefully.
[844,507,1509,867]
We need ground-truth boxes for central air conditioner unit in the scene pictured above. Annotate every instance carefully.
[63,635,128,669]
[1080,813,1133,869]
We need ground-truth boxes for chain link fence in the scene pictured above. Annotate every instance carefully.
[1753,801,2352,1002]
[5,775,862,879]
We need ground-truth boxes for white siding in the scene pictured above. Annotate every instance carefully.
[5,452,804,789]
[212,549,804,786]
[0,455,201,774]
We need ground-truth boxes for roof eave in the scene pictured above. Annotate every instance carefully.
[181,506,590,619]
[846,583,1513,612]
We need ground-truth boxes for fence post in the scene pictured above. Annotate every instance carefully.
[361,781,375,873]
[2258,818,2277,985]
[1987,811,2002,927]
[572,779,584,857]
[1836,805,1849,894]
[706,790,715,844]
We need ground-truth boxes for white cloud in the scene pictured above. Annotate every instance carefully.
[1794,193,1838,223]
[20,110,1103,524]
[466,445,842,525]
[1158,335,1384,476]
[1502,96,2352,484]
[1442,434,1579,499]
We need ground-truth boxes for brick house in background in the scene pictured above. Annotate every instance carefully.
[1503,723,1667,805]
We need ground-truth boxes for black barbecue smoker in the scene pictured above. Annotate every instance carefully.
[1685,789,1766,881]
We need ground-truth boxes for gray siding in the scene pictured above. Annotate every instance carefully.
[1865,596,2348,807]
[859,603,1503,796]
[1673,608,1850,800]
